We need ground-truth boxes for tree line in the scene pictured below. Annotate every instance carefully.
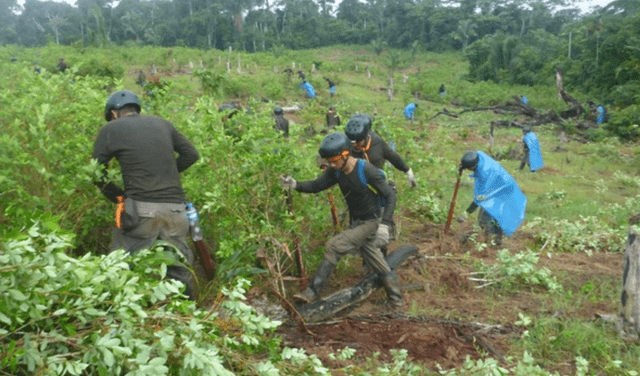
[2,0,639,113]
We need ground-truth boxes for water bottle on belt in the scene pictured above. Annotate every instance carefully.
[185,203,203,242]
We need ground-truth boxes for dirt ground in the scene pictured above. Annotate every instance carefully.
[247,220,624,372]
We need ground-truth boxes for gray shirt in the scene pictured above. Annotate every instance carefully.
[92,113,199,203]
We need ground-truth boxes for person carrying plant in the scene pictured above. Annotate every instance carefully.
[273,107,289,138]
[92,90,200,299]
[280,132,404,307]
[457,151,527,247]
[326,105,340,129]
[518,126,544,172]
[345,114,417,189]
[325,77,336,96]
[403,102,417,120]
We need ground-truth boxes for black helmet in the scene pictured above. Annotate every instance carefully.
[460,151,479,170]
[345,114,372,142]
[218,103,236,112]
[105,90,141,121]
[274,107,283,115]
[319,132,351,159]
[522,126,531,134]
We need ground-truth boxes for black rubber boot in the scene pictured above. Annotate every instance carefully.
[294,260,335,303]
[381,271,404,307]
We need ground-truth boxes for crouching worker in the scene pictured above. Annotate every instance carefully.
[280,132,404,307]
[457,151,527,247]
[92,90,200,299]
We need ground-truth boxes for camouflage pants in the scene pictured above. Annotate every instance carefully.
[110,200,195,297]
[478,208,503,244]
[323,218,391,276]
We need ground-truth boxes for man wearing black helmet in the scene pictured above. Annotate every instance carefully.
[345,114,417,189]
[280,132,404,307]
[92,90,200,299]
[457,151,527,247]
[273,107,289,137]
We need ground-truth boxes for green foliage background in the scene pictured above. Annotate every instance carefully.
[2,43,640,375]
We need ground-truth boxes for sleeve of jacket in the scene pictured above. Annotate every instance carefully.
[381,137,410,172]
[365,163,396,226]
[91,126,125,203]
[170,123,200,172]
[295,168,338,193]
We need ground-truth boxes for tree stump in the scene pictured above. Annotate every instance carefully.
[622,229,640,337]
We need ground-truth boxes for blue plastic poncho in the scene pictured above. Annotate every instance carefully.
[521,96,528,105]
[597,105,606,124]
[471,151,527,236]
[300,81,316,98]
[403,103,416,119]
[523,132,544,172]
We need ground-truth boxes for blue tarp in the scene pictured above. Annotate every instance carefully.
[471,151,527,236]
[403,103,416,119]
[300,81,316,98]
[597,105,606,124]
[523,132,544,172]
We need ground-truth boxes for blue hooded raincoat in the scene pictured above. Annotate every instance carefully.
[523,132,544,172]
[403,103,416,119]
[471,151,527,236]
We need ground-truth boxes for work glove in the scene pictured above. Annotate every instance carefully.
[376,224,390,247]
[280,175,297,190]
[406,168,417,189]
[457,212,469,223]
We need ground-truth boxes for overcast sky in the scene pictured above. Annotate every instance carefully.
[16,0,614,15]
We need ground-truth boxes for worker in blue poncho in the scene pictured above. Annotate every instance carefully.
[300,80,316,99]
[518,126,544,172]
[457,151,527,247]
[403,103,417,120]
[596,105,606,124]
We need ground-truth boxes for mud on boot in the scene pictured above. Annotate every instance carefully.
[294,260,335,304]
[381,271,404,307]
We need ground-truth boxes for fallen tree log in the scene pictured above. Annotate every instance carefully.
[297,245,419,322]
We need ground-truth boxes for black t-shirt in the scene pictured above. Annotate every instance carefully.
[92,114,199,203]
[350,134,410,172]
[295,160,396,226]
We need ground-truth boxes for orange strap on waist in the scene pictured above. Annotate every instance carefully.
[115,196,124,229]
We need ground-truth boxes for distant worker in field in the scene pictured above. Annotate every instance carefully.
[57,58,68,73]
[299,80,316,99]
[521,95,529,105]
[518,126,544,172]
[273,107,289,138]
[218,102,242,120]
[325,77,336,97]
[326,105,340,129]
[280,132,404,307]
[282,68,294,81]
[439,84,446,97]
[596,104,607,124]
[92,90,200,299]
[136,70,147,87]
[297,70,306,81]
[403,102,417,120]
[457,151,527,247]
[346,114,417,189]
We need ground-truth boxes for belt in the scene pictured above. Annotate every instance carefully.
[131,199,186,218]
